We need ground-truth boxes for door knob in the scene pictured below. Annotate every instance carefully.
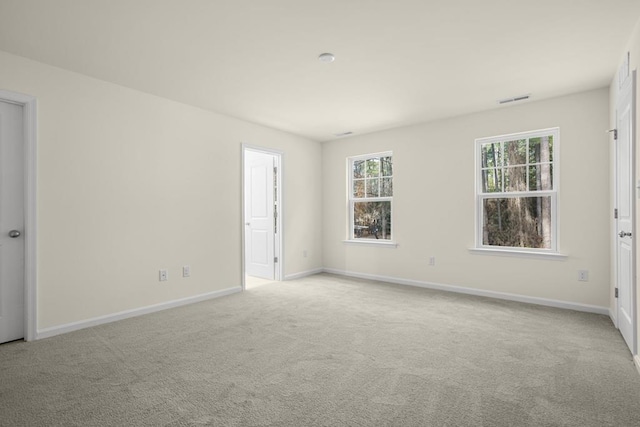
[8,230,21,238]
[245,222,251,226]
[619,231,632,238]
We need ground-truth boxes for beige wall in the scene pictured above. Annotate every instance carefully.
[0,51,322,330]
[323,89,610,308]
[610,16,640,353]
[0,40,622,334]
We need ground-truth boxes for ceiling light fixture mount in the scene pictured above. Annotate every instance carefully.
[318,53,335,63]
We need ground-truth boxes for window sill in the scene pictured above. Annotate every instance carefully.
[343,240,399,248]
[468,247,567,260]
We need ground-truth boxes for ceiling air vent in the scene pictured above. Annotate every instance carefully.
[334,131,353,137]
[498,94,530,105]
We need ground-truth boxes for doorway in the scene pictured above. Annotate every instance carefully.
[242,145,282,290]
[614,69,637,356]
[0,90,37,343]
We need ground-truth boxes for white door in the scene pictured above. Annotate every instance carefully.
[244,150,275,280]
[615,70,636,354]
[0,100,25,343]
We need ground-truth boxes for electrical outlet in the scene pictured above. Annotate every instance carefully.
[303,250,308,258]
[578,270,589,282]
[429,256,436,266]
[183,265,190,278]
[159,269,168,281]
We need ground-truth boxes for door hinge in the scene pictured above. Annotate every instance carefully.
[274,204,278,233]
[615,287,619,298]
[615,208,618,219]
[608,129,618,140]
[274,256,278,263]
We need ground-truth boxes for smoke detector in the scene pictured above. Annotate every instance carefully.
[318,53,335,63]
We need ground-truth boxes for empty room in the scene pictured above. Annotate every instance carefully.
[2,1,640,425]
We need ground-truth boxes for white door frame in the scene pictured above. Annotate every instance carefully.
[241,144,283,290]
[0,90,37,342]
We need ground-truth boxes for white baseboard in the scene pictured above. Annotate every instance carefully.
[36,286,242,340]
[323,268,609,315]
[284,268,324,281]
[634,355,640,376]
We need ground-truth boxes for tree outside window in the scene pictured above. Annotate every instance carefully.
[349,152,393,241]
[476,129,558,251]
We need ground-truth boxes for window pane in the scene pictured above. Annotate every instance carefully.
[353,160,365,179]
[366,178,380,197]
[353,201,392,240]
[381,177,393,197]
[482,197,552,249]
[529,136,553,164]
[381,156,393,177]
[504,139,527,166]
[481,168,502,193]
[504,166,527,192]
[528,164,553,191]
[353,179,365,198]
[366,158,380,178]
[481,143,502,168]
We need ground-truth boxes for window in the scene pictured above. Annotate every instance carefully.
[475,128,558,252]
[348,152,393,241]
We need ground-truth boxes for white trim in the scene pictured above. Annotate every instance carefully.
[631,71,638,356]
[609,307,618,327]
[348,150,393,161]
[323,268,609,315]
[342,239,398,248]
[241,146,246,291]
[284,268,324,281]
[37,286,241,339]
[468,247,567,260]
[476,127,561,144]
[241,144,284,290]
[619,52,630,89]
[634,355,640,376]
[0,89,37,342]
[241,143,284,157]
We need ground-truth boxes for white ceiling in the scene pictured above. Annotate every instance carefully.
[1,0,639,141]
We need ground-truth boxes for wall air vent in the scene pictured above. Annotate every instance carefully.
[334,131,353,137]
[498,94,530,105]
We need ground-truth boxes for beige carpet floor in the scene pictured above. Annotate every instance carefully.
[2,273,640,426]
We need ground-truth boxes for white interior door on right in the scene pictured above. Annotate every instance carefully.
[0,100,25,344]
[615,70,636,355]
[244,150,275,280]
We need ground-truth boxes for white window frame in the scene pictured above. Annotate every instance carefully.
[474,128,561,256]
[346,151,396,246]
